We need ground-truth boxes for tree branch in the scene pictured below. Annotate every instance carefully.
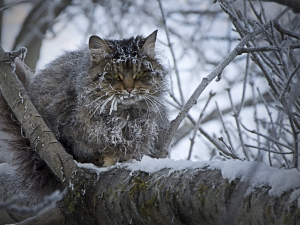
[256,0,300,13]
[58,159,300,224]
[163,17,278,152]
[0,46,77,185]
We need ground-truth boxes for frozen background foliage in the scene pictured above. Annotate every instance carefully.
[2,1,300,170]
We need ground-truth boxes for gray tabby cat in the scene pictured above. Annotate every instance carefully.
[27,30,169,167]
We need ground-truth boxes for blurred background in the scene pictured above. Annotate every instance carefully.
[1,0,300,168]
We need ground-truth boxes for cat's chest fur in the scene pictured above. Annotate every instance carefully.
[73,105,161,162]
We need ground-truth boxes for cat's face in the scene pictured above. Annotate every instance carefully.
[81,31,168,116]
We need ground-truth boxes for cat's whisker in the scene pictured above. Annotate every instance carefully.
[84,95,107,107]
[146,95,166,110]
[109,96,118,115]
[140,96,151,111]
[90,94,115,117]
[142,96,164,121]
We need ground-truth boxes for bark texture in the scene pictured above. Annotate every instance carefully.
[59,166,300,225]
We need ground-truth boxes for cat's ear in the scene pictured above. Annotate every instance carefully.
[141,30,157,56]
[89,35,112,61]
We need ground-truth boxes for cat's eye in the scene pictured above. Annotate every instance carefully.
[135,71,144,79]
[112,72,119,79]
[108,72,120,80]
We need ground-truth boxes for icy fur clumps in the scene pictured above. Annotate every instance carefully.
[28,32,169,165]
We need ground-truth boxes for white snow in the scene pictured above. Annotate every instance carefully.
[76,156,300,202]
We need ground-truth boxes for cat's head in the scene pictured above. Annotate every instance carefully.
[82,31,168,116]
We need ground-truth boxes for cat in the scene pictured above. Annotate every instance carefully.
[0,31,169,203]
[28,30,169,166]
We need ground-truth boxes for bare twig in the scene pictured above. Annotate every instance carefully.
[185,114,237,159]
[187,91,215,160]
[281,62,300,99]
[237,53,250,115]
[245,144,293,155]
[163,15,281,152]
[215,101,237,157]
[227,88,250,160]
[241,123,294,151]
[0,0,30,12]
[157,0,184,105]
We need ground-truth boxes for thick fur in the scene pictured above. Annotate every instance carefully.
[0,92,62,204]
[1,32,169,203]
[28,32,169,166]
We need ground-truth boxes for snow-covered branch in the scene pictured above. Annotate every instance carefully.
[28,157,300,224]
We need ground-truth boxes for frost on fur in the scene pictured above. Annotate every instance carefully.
[28,31,170,167]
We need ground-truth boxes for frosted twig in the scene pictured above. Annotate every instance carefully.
[163,13,280,152]
[237,53,250,115]
[241,123,294,151]
[218,137,235,156]
[281,62,300,100]
[245,144,293,155]
[236,46,300,54]
[276,23,300,40]
[187,91,215,160]
[215,101,236,157]
[249,75,261,159]
[257,88,275,133]
[248,0,264,24]
[258,51,283,80]
[186,114,237,159]
[285,102,299,169]
[270,21,290,78]
[227,89,249,160]
[157,0,184,105]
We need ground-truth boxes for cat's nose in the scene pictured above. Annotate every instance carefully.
[126,87,133,93]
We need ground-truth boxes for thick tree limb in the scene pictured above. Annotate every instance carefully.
[48,161,300,224]
[0,46,77,185]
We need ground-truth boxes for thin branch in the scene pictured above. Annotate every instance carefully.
[163,16,280,152]
[187,91,215,160]
[237,53,250,115]
[157,0,184,105]
[284,100,299,169]
[257,88,275,133]
[215,101,237,157]
[241,123,294,151]
[245,144,293,155]
[227,88,249,160]
[0,0,30,12]
[185,114,237,159]
[281,62,300,99]
[237,44,300,54]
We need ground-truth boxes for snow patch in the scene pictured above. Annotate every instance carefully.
[76,156,300,199]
